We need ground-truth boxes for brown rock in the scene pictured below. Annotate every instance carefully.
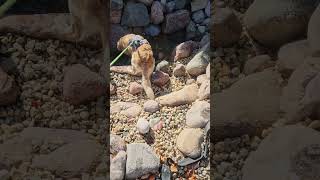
[63,64,107,105]
[173,64,186,77]
[129,82,144,95]
[152,71,170,87]
[151,1,164,24]
[171,40,199,61]
[162,10,190,34]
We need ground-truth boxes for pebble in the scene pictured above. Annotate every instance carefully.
[143,100,160,113]
[192,10,205,23]
[136,118,150,134]
[173,64,186,77]
[129,82,144,95]
[110,134,126,155]
[156,60,170,73]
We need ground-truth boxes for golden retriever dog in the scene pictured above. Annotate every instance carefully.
[111,34,155,100]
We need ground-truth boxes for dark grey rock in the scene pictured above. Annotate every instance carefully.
[121,2,150,27]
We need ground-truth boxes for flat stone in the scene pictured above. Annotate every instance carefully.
[126,143,160,179]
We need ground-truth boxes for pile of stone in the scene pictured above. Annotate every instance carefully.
[211,0,320,179]
[111,0,210,50]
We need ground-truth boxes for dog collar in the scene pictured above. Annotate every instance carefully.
[129,35,148,50]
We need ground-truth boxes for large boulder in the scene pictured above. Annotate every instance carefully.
[277,40,312,77]
[186,50,210,76]
[162,10,190,34]
[244,0,320,47]
[126,143,160,179]
[212,7,242,47]
[121,2,150,27]
[280,57,320,124]
[243,125,320,180]
[63,64,107,105]
[213,69,282,141]
[150,1,164,24]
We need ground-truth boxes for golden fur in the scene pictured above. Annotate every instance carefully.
[116,34,155,100]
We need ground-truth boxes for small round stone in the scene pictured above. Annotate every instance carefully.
[136,118,150,134]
